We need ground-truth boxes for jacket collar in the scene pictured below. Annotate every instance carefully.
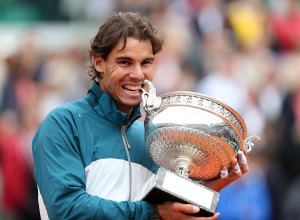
[87,82,142,127]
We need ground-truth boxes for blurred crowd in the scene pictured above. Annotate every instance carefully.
[1,0,300,219]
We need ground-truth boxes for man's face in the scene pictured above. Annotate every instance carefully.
[94,37,155,115]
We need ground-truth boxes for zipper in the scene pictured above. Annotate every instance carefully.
[121,114,141,201]
[121,124,132,201]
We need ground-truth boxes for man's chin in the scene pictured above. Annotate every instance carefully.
[116,97,142,111]
[122,96,142,106]
[125,100,142,107]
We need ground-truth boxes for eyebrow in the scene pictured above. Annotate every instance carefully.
[115,56,132,61]
[115,56,155,62]
[144,57,155,62]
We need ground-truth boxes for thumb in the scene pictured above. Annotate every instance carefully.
[173,203,200,214]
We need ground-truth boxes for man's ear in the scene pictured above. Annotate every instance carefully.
[93,56,105,74]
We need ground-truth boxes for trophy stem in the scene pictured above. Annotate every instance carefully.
[172,156,194,178]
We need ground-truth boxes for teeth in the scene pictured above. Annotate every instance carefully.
[123,85,142,92]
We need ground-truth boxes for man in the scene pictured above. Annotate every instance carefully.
[33,12,248,220]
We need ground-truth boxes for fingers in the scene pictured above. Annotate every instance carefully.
[237,150,247,165]
[224,151,249,177]
[232,163,241,174]
[237,150,249,174]
[208,212,220,220]
[220,158,241,179]
[160,202,220,220]
[203,152,249,192]
[218,158,241,185]
[159,201,220,220]
[220,167,228,179]
[198,212,220,220]
[172,202,200,214]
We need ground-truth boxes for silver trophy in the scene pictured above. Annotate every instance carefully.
[141,80,260,217]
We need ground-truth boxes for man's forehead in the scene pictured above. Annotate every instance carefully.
[115,37,152,50]
[111,37,154,57]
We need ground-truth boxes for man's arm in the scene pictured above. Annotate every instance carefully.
[32,108,153,220]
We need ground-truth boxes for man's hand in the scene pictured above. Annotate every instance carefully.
[157,202,220,220]
[155,149,248,219]
[203,149,249,192]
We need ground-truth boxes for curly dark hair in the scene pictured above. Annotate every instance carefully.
[88,12,163,81]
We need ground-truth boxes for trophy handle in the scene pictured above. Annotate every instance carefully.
[141,80,162,112]
[244,135,261,152]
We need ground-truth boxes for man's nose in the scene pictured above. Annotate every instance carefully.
[130,64,144,79]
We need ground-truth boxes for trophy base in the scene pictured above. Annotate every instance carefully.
[142,167,220,217]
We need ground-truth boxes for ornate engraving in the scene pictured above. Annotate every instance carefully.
[160,94,245,138]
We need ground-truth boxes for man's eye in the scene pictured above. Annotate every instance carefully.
[142,60,153,65]
[120,61,130,65]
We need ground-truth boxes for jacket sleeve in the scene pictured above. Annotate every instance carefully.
[32,107,154,220]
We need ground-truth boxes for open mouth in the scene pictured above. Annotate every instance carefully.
[122,84,144,94]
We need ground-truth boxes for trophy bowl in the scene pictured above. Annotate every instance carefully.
[143,85,248,182]
[141,80,260,216]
